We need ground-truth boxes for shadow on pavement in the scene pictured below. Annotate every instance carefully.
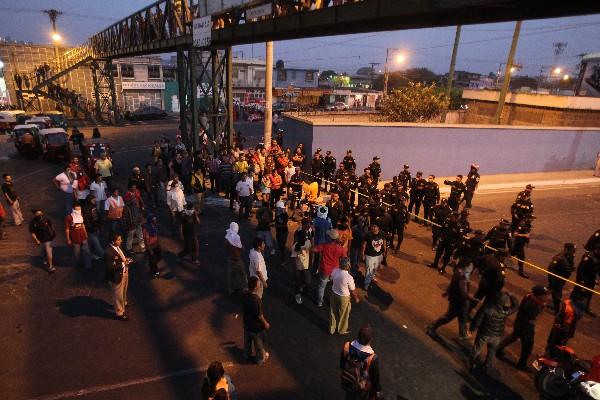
[56,296,114,319]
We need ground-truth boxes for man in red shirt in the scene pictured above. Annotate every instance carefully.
[313,229,347,307]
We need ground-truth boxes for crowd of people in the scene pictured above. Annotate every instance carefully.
[1,127,599,400]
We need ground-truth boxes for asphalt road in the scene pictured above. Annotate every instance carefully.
[0,121,599,400]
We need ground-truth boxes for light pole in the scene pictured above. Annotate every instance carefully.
[383,48,405,97]
[43,9,63,69]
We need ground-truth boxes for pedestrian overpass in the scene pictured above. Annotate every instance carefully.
[14,0,600,152]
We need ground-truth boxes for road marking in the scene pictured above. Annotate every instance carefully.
[28,362,234,400]
[474,184,600,195]
[13,165,59,182]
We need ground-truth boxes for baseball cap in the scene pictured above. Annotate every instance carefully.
[532,285,548,297]
[526,184,535,190]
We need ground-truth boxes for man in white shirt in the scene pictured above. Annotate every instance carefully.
[283,161,296,197]
[89,175,108,218]
[54,166,75,216]
[236,172,254,220]
[249,238,268,298]
[330,257,360,335]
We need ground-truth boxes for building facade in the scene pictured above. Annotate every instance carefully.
[114,56,165,111]
[274,61,318,89]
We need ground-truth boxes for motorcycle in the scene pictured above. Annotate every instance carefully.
[533,346,598,399]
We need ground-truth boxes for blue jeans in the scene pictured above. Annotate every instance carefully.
[72,240,91,269]
[63,191,74,216]
[350,247,361,273]
[318,273,331,305]
[364,254,383,289]
[87,232,104,258]
[256,230,274,252]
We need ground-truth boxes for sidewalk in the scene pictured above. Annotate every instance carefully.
[382,169,600,193]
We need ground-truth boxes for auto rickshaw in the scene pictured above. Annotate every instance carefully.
[25,117,53,130]
[11,124,41,157]
[0,110,25,134]
[39,128,70,160]
[83,139,112,175]
[41,111,68,129]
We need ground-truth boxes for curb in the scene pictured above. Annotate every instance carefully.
[440,177,600,193]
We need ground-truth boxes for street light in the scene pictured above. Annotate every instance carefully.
[383,48,406,97]
[563,74,570,81]
[52,32,61,43]
[553,67,562,75]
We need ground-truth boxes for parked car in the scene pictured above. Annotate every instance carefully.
[12,124,41,157]
[0,110,25,134]
[41,111,68,129]
[39,128,70,160]
[325,102,349,111]
[129,106,168,120]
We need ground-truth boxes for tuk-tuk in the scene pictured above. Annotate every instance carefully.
[0,110,25,134]
[41,111,68,129]
[39,128,70,160]
[83,139,113,176]
[12,124,41,157]
[25,117,53,130]
[16,112,40,125]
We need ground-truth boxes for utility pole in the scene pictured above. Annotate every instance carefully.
[43,9,63,64]
[493,20,521,125]
[368,62,380,88]
[264,41,273,146]
[383,48,389,97]
[443,25,461,122]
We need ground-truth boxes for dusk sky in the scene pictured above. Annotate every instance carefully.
[1,0,599,77]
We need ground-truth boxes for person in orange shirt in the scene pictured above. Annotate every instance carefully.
[269,170,283,208]
[545,290,586,358]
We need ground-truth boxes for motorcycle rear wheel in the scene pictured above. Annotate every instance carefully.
[535,368,571,399]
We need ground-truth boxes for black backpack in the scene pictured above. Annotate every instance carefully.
[340,342,375,393]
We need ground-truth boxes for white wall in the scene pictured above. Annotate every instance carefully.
[281,117,600,179]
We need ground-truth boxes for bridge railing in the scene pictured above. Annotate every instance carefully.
[88,0,367,56]
[89,0,195,57]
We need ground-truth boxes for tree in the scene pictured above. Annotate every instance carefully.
[373,68,441,90]
[378,82,448,122]
[320,70,336,81]
[510,75,538,90]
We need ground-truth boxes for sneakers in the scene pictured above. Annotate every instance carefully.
[92,255,102,261]
[270,249,276,256]
[152,271,160,278]
[295,294,302,304]
[47,265,57,274]
[317,301,323,308]
[116,314,129,322]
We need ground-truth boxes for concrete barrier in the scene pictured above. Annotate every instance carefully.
[281,114,600,179]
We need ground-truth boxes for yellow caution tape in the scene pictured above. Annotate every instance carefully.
[298,171,599,296]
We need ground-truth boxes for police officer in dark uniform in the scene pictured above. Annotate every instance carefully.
[431,198,451,250]
[398,164,411,190]
[496,285,549,370]
[369,156,382,186]
[429,212,461,274]
[311,151,325,196]
[375,207,393,265]
[485,219,512,254]
[334,162,348,184]
[511,215,534,278]
[463,164,480,209]
[323,150,337,192]
[342,149,356,173]
[571,244,600,316]
[547,243,576,313]
[390,199,409,253]
[444,175,466,211]
[457,209,471,235]
[511,184,534,232]
[408,171,427,223]
[336,175,351,217]
[423,174,440,226]
[347,172,359,211]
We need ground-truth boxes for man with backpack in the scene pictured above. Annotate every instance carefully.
[340,324,381,400]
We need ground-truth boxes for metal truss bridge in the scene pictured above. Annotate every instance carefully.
[14,0,600,152]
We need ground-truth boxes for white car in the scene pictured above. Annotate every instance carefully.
[325,102,349,111]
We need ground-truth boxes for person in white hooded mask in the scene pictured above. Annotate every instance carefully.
[225,222,247,295]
